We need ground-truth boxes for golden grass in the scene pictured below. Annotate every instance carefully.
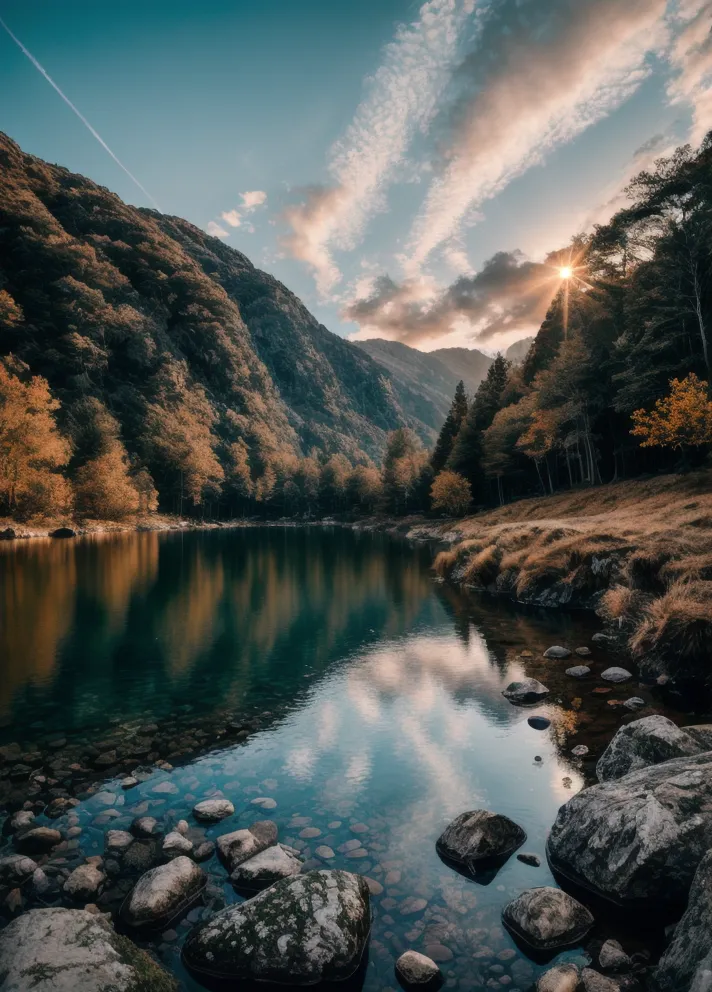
[430,470,712,674]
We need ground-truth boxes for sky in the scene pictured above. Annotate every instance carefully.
[1,0,711,353]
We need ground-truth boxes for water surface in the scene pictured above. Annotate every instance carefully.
[0,528,679,988]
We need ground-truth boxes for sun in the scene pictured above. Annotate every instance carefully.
[559,265,573,279]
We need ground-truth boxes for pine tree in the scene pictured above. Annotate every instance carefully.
[448,356,511,501]
[431,381,468,474]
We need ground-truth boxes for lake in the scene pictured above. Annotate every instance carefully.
[0,527,678,988]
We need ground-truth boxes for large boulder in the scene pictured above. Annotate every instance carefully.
[502,679,550,704]
[436,810,526,871]
[183,870,370,985]
[230,843,303,891]
[193,798,234,822]
[395,950,443,989]
[121,856,206,931]
[597,715,705,782]
[0,908,177,991]
[502,886,593,951]
[548,752,712,907]
[653,850,712,991]
[216,819,278,872]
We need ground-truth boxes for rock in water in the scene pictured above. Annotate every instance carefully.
[231,843,303,891]
[566,666,590,678]
[600,667,632,683]
[536,963,581,992]
[15,827,61,854]
[598,940,632,972]
[193,798,234,822]
[216,819,278,872]
[543,646,572,659]
[502,679,550,704]
[654,850,712,991]
[548,752,712,907]
[63,865,104,901]
[502,886,594,951]
[581,969,620,992]
[162,831,193,858]
[0,855,37,886]
[121,856,206,931]
[0,907,177,991]
[596,715,705,782]
[436,810,526,871]
[395,950,443,989]
[182,870,370,985]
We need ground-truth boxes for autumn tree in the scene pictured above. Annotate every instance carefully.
[430,470,471,517]
[0,358,72,518]
[347,464,383,515]
[631,374,712,450]
[382,428,428,515]
[431,381,468,474]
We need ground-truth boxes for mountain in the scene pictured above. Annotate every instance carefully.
[505,337,534,363]
[0,133,436,512]
[355,339,492,433]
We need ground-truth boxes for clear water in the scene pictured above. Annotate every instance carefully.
[0,528,677,989]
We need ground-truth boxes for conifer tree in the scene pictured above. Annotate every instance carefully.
[431,381,468,474]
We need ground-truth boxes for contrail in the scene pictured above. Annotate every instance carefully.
[0,15,162,211]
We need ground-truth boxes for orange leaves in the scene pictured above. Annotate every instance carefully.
[430,470,472,517]
[631,373,712,450]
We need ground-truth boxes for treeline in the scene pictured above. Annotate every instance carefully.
[427,134,712,511]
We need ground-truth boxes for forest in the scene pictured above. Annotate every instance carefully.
[1,132,712,524]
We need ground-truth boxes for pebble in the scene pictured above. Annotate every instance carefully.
[566,666,591,678]
[517,853,541,867]
[250,797,277,809]
[399,897,428,915]
[601,667,633,683]
[299,827,321,839]
[571,745,589,757]
[315,846,335,859]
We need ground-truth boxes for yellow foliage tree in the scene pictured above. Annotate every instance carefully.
[430,470,472,517]
[0,359,72,517]
[631,373,712,449]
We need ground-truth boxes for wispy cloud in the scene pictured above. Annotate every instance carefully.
[405,0,668,272]
[241,190,267,209]
[221,209,242,228]
[0,15,161,211]
[667,0,712,144]
[216,190,268,233]
[282,0,475,296]
[345,249,562,348]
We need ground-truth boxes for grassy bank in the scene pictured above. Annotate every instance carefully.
[427,471,712,678]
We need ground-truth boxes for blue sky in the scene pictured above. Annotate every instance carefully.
[1,0,710,351]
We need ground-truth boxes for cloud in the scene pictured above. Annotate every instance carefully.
[405,0,668,271]
[221,209,242,228]
[241,190,267,209]
[344,249,563,348]
[667,0,712,144]
[206,221,229,238]
[282,0,475,295]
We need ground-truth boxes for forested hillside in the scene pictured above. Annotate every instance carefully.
[429,135,712,511]
[0,132,425,519]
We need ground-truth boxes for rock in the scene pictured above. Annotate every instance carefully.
[683,725,712,750]
[581,968,620,992]
[0,908,177,990]
[596,715,705,782]
[0,854,37,886]
[548,752,712,907]
[599,939,632,972]
[8,810,35,833]
[30,868,51,896]
[50,527,76,538]
[131,816,160,838]
[566,666,591,678]
[528,716,551,730]
[399,897,428,915]
[216,819,278,872]
[653,849,712,991]
[536,963,581,992]
[162,831,193,857]
[395,950,443,989]
[543,646,572,659]
[105,830,133,852]
[315,845,335,859]
[251,796,277,809]
[183,870,370,985]
[63,864,104,901]
[121,856,206,931]
[436,810,526,871]
[15,827,62,854]
[592,633,610,643]
[571,745,589,757]
[517,852,541,867]
[623,697,646,711]
[120,776,138,789]
[0,527,16,540]
[193,798,234,822]
[502,886,594,951]
[151,781,178,795]
[600,667,632,683]
[122,840,161,875]
[94,750,118,768]
[502,679,550,705]
[231,844,304,891]
[575,647,592,657]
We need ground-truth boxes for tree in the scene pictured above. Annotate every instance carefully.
[0,358,72,517]
[631,374,712,450]
[347,464,383,515]
[448,355,511,499]
[431,381,468,474]
[430,470,471,516]
[382,429,428,515]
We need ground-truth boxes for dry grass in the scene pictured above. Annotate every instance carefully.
[429,470,712,675]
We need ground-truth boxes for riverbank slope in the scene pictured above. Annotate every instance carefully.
[397,471,712,678]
